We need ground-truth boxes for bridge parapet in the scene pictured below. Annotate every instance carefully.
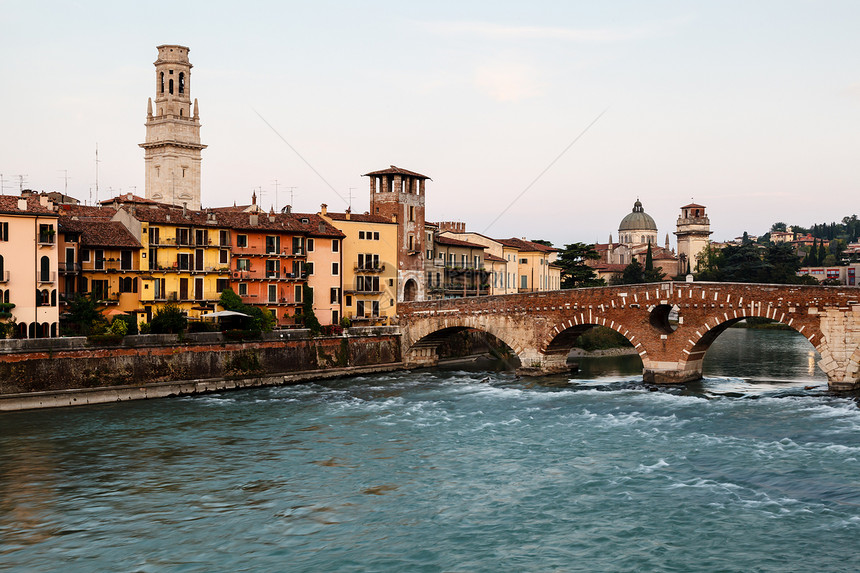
[399,282,860,390]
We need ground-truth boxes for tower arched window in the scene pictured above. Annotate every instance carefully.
[179,72,185,94]
[160,72,164,93]
[169,79,174,95]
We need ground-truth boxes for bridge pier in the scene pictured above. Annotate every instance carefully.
[516,351,571,376]
[642,359,703,384]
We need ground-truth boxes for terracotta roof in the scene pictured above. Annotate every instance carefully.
[484,253,507,263]
[323,212,396,225]
[60,218,141,248]
[680,203,706,209]
[434,235,486,249]
[591,263,626,272]
[497,238,558,253]
[57,204,117,220]
[0,196,58,216]
[362,165,431,180]
[100,193,162,206]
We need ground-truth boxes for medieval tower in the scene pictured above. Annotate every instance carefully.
[140,45,206,210]
[674,203,712,274]
[364,166,429,302]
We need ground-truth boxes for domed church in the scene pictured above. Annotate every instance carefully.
[590,199,700,282]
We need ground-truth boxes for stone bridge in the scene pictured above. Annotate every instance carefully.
[398,282,860,391]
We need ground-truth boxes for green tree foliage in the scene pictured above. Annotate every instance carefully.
[817,241,827,266]
[531,239,553,247]
[694,242,810,284]
[771,222,787,232]
[295,284,321,334]
[150,302,188,334]
[218,288,274,332]
[557,242,604,288]
[642,243,666,283]
[612,259,645,285]
[64,294,107,335]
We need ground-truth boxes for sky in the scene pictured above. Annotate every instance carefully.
[2,1,859,247]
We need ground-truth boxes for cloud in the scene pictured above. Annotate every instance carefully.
[425,18,690,44]
[474,61,544,102]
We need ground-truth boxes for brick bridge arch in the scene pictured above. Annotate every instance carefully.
[399,282,860,391]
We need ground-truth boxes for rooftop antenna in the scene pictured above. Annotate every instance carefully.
[58,170,70,195]
[0,174,6,195]
[256,185,266,210]
[272,179,280,212]
[17,175,28,193]
[94,143,100,205]
[347,187,356,211]
[287,186,297,210]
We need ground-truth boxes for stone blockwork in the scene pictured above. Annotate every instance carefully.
[399,282,860,390]
[0,328,400,398]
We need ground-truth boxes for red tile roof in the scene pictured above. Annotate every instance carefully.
[0,195,59,216]
[100,193,162,206]
[484,253,507,263]
[497,238,558,253]
[434,235,486,249]
[323,212,396,225]
[362,165,431,180]
[60,218,141,248]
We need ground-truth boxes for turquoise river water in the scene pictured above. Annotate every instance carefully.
[1,328,859,572]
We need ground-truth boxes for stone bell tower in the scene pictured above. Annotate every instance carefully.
[674,203,712,274]
[139,44,206,210]
[364,165,430,302]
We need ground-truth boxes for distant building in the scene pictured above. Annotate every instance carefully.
[798,264,859,286]
[674,203,712,274]
[140,45,207,210]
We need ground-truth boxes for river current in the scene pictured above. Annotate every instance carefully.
[1,328,859,572]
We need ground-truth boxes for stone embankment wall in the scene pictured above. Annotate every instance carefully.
[0,327,401,410]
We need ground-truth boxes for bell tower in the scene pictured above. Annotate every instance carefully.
[674,203,712,274]
[139,44,206,210]
[364,165,430,302]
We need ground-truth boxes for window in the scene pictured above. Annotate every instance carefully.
[220,249,229,265]
[0,222,7,241]
[179,72,185,93]
[292,236,304,254]
[426,249,433,260]
[268,284,277,303]
[94,250,105,271]
[372,301,380,317]
[305,262,314,276]
[220,230,229,246]
[332,240,339,253]
[176,228,190,245]
[520,258,527,264]
[119,277,138,293]
[265,259,279,278]
[120,250,132,271]
[307,238,315,252]
[216,278,229,293]
[195,229,208,246]
[359,231,365,240]
[266,235,280,254]
[39,224,54,244]
[238,283,248,296]
[332,310,339,324]
[521,275,528,289]
[294,285,302,303]
[356,300,365,317]
[330,287,340,304]
[177,253,191,270]
[82,249,91,263]
[332,262,339,276]
[409,206,415,222]
[236,258,250,271]
[237,234,248,248]
[373,232,379,241]
[345,295,352,306]
[408,235,414,250]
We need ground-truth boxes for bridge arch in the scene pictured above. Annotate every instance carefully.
[542,315,642,359]
[679,310,826,378]
[402,315,523,369]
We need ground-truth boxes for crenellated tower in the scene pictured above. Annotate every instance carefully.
[364,165,430,302]
[139,44,206,210]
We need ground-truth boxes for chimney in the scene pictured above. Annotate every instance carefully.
[345,206,351,220]
[182,202,188,218]
[17,198,27,211]
[320,203,327,215]
[250,213,259,226]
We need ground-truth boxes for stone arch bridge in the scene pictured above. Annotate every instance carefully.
[398,282,860,391]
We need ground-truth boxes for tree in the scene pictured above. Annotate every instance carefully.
[771,222,787,232]
[531,239,553,247]
[557,243,604,288]
[64,294,106,335]
[150,302,187,334]
[762,242,802,283]
[218,288,275,332]
[642,243,666,283]
[817,241,827,266]
[297,284,321,334]
[612,259,645,285]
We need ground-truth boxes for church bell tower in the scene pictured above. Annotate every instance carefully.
[140,45,206,209]
[674,203,712,274]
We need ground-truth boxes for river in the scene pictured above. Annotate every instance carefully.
[1,328,858,572]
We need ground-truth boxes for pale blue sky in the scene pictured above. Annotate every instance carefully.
[2,1,859,246]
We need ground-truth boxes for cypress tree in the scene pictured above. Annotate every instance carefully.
[645,243,654,272]
[810,239,819,265]
[818,241,827,266]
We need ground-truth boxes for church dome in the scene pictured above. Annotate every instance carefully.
[619,200,657,232]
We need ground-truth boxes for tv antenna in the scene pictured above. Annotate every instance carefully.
[58,170,71,195]
[94,143,100,205]
[348,187,356,210]
[17,175,28,192]
[273,179,280,212]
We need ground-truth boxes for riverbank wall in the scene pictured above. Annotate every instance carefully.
[0,327,401,411]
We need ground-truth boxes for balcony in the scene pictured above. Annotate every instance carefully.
[59,262,82,274]
[354,264,386,273]
[230,269,306,281]
[0,270,8,283]
[38,234,56,245]
[38,272,56,284]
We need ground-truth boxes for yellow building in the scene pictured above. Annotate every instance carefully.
[0,195,60,338]
[437,225,519,295]
[110,197,232,321]
[319,206,398,325]
[498,238,561,292]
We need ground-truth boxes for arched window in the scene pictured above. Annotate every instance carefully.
[28,322,35,339]
[19,322,28,339]
[160,72,164,93]
[179,72,185,93]
[3,290,8,303]
[51,290,56,307]
[179,108,183,117]
[169,78,174,95]
[40,256,50,282]
[39,290,49,306]
[0,254,4,275]
[50,323,57,338]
